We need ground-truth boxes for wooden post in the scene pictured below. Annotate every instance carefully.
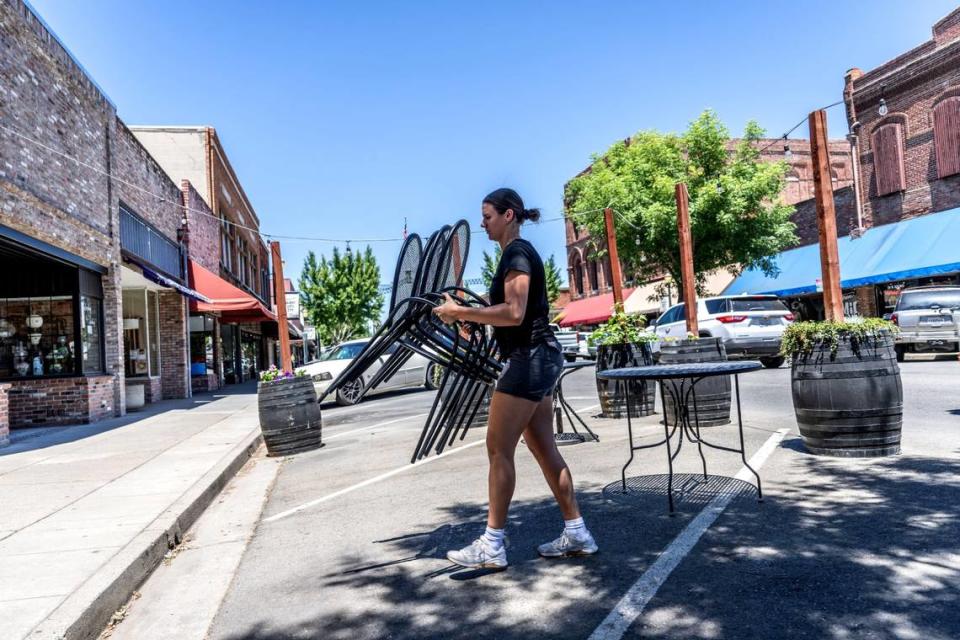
[270,241,293,373]
[809,109,845,322]
[675,183,698,335]
[603,207,624,308]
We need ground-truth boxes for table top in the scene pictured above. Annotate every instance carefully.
[597,361,763,380]
[563,360,596,371]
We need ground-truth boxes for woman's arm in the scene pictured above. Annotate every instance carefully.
[433,271,529,327]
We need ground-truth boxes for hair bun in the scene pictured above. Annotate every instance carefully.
[521,207,541,223]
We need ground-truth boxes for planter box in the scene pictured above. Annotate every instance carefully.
[791,332,902,457]
[258,376,323,456]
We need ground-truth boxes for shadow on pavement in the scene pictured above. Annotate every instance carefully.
[217,453,960,640]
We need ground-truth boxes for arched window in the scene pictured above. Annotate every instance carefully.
[871,121,906,196]
[572,259,584,297]
[933,95,960,178]
[588,260,599,293]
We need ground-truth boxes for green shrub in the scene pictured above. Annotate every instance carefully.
[780,318,897,357]
[589,310,657,347]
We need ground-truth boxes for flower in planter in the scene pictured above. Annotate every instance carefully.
[589,307,657,347]
[781,318,898,359]
[259,366,309,382]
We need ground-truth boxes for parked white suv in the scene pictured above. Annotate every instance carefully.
[650,295,794,368]
[891,286,960,361]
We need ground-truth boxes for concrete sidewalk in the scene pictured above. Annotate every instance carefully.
[0,384,263,640]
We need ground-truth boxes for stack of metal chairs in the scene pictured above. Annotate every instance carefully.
[319,220,502,462]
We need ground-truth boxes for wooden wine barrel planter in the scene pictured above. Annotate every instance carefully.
[791,332,902,457]
[595,342,656,418]
[659,337,731,427]
[257,377,323,456]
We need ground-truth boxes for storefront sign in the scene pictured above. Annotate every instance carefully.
[285,292,301,320]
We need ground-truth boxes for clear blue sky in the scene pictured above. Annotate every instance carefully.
[28,0,960,290]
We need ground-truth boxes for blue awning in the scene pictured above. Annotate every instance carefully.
[724,206,960,297]
[123,256,211,303]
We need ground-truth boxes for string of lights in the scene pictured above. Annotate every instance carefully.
[0,96,853,249]
[0,119,610,246]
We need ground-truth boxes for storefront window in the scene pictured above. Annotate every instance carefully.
[147,291,160,376]
[189,314,215,376]
[0,295,76,377]
[122,288,160,378]
[80,295,103,374]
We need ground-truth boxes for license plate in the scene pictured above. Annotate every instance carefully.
[920,315,947,326]
[751,317,778,326]
[928,340,946,346]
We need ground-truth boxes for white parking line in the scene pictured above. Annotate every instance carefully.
[268,399,601,523]
[263,438,487,523]
[324,413,429,441]
[588,427,789,640]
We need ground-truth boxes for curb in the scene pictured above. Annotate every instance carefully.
[30,428,264,640]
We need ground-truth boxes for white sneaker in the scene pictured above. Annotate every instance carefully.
[537,530,599,558]
[446,538,508,569]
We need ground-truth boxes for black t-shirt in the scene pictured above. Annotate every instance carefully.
[489,239,552,356]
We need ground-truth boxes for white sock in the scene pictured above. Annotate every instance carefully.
[481,526,505,551]
[564,517,587,537]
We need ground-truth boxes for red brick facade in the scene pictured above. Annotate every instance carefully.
[0,384,9,446]
[844,7,960,228]
[7,375,113,427]
[0,0,192,426]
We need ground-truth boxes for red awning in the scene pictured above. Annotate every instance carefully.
[557,289,635,328]
[188,260,278,324]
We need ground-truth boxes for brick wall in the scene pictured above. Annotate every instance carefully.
[8,375,112,427]
[182,179,220,273]
[85,375,114,422]
[1,0,196,422]
[158,290,188,399]
[0,383,9,446]
[789,186,858,246]
[112,120,183,240]
[846,8,960,227]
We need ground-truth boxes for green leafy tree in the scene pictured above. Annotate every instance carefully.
[544,254,562,306]
[481,246,501,290]
[298,247,384,346]
[481,247,563,306]
[564,110,798,299]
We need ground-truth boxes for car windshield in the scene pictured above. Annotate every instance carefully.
[327,343,367,360]
[729,298,788,312]
[896,290,960,311]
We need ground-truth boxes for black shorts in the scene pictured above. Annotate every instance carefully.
[496,340,564,402]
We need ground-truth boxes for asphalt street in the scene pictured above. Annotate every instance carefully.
[128,357,960,640]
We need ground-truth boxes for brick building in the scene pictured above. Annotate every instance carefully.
[727,7,960,321]
[129,127,278,387]
[0,0,195,430]
[561,138,853,325]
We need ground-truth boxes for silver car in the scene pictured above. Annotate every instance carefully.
[301,338,440,405]
[891,286,960,361]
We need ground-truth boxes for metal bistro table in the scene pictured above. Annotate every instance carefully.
[553,360,599,445]
[597,361,764,514]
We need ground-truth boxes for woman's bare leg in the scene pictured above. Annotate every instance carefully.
[523,394,581,520]
[486,391,540,529]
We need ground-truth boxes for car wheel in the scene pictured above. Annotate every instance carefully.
[564,354,576,363]
[759,356,785,369]
[895,345,906,363]
[424,363,442,390]
[335,377,364,406]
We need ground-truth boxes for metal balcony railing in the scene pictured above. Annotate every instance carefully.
[119,206,184,281]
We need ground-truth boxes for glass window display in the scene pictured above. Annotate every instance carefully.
[0,236,104,379]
